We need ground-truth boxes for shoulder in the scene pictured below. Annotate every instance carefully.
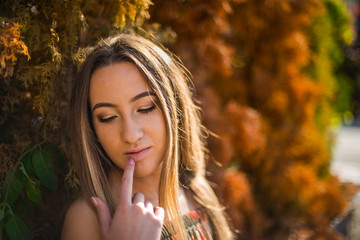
[61,196,101,240]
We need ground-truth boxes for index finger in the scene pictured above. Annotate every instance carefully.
[119,158,135,205]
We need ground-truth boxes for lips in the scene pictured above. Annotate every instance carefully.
[124,147,151,161]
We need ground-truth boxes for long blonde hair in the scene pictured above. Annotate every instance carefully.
[68,33,233,239]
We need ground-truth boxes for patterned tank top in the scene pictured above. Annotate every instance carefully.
[161,208,214,240]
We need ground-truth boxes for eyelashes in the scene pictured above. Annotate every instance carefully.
[98,105,156,123]
[137,105,156,114]
[99,115,117,123]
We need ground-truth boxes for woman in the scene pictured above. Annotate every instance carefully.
[62,33,233,240]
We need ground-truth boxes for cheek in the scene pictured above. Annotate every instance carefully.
[94,125,107,145]
[153,115,167,151]
[96,131,126,169]
[94,125,121,157]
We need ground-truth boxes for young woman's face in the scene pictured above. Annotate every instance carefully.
[89,62,167,178]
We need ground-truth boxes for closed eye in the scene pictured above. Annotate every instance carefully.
[99,116,117,123]
[138,105,156,113]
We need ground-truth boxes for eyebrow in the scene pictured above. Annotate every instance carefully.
[130,91,156,103]
[92,91,157,112]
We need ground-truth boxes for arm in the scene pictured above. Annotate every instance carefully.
[61,197,102,240]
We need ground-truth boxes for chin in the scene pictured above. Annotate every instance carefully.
[134,163,161,178]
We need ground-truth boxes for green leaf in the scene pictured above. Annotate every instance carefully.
[32,150,58,191]
[0,209,4,221]
[25,179,42,206]
[1,171,23,205]
[20,150,34,175]
[45,142,67,173]
[4,212,31,240]
[19,164,34,185]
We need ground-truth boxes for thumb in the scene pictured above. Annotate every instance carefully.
[91,197,112,235]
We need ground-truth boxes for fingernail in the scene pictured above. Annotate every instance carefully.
[128,158,135,165]
[91,197,98,207]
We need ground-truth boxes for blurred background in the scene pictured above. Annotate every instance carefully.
[1,0,360,239]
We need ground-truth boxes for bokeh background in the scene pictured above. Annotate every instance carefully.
[1,0,360,239]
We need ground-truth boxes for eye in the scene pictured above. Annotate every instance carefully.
[138,105,156,114]
[99,116,117,123]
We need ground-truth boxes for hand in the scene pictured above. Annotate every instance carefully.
[91,159,164,240]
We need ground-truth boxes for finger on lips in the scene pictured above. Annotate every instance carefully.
[119,158,135,205]
[118,158,163,220]
[91,157,165,238]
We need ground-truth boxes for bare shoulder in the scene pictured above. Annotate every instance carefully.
[61,196,101,240]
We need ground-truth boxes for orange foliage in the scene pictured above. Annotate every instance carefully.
[308,177,347,226]
[150,0,348,239]
[220,169,253,210]
[224,102,266,159]
[218,169,265,240]
[199,88,234,167]
[283,164,319,208]
[0,21,30,79]
[149,0,236,168]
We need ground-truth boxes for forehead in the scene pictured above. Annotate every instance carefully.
[89,62,152,104]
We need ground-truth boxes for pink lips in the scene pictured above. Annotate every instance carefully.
[124,147,151,161]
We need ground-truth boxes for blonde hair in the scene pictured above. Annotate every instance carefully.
[68,33,233,239]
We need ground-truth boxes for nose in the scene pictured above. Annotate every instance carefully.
[121,115,144,144]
